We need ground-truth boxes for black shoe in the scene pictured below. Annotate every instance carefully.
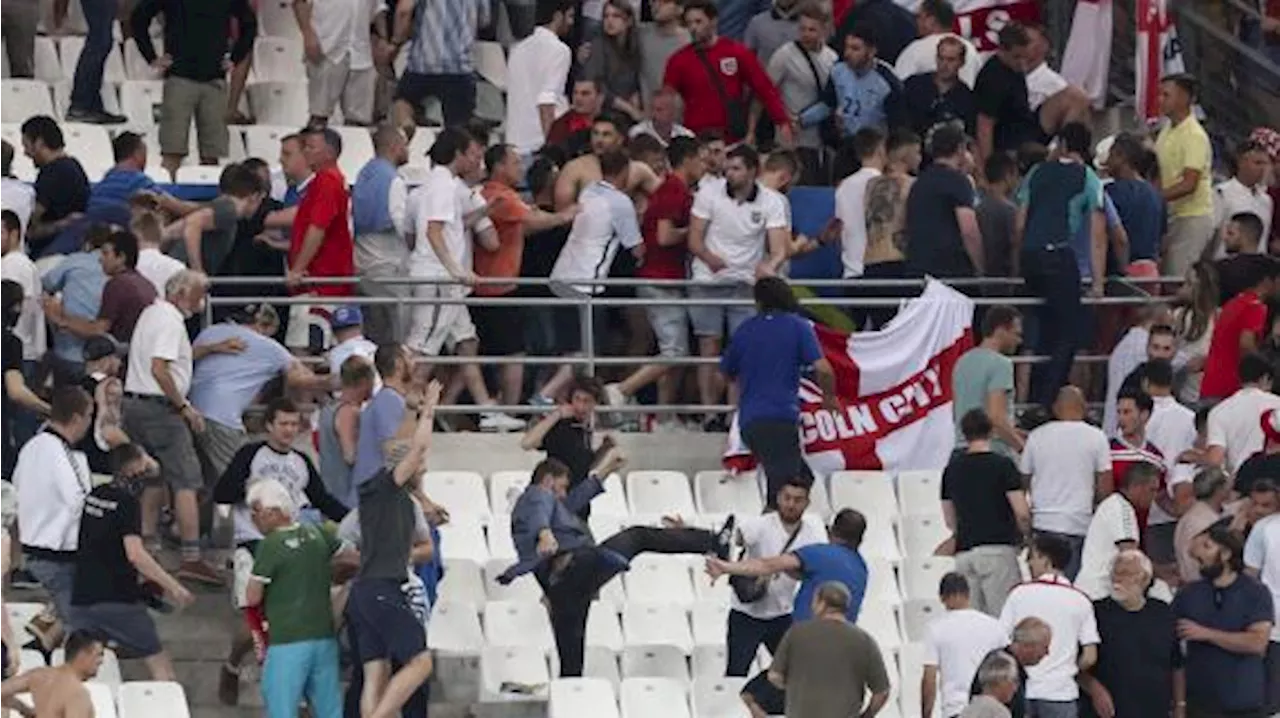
[701,414,729,433]
[65,107,127,124]
[714,515,736,560]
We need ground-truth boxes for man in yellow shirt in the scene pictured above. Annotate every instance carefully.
[1155,73,1214,277]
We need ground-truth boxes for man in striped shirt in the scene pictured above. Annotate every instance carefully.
[390,0,491,129]
[1109,387,1168,543]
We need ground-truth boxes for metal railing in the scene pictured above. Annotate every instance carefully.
[205,274,1181,417]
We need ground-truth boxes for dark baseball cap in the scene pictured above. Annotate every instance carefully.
[84,335,125,362]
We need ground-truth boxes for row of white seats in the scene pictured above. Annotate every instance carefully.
[8,679,187,718]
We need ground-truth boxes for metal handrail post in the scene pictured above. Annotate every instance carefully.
[583,293,596,376]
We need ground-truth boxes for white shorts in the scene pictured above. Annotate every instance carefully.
[306,57,377,125]
[405,285,476,357]
[286,301,335,352]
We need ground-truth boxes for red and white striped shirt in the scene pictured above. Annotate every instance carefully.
[1109,435,1166,536]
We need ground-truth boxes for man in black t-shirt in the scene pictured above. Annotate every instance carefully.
[519,376,605,518]
[942,408,1029,616]
[68,444,192,679]
[20,116,90,259]
[973,24,1041,174]
[905,125,982,279]
[518,156,571,356]
[2,279,48,479]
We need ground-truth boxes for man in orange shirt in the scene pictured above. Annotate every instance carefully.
[476,144,578,405]
[287,127,355,354]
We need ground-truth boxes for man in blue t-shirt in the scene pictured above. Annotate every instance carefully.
[722,277,837,506]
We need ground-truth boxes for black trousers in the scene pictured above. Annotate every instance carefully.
[1022,246,1086,408]
[726,610,790,677]
[536,526,719,677]
[845,260,916,331]
[742,419,812,508]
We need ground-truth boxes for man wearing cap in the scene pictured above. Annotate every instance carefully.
[326,305,378,384]
[187,305,331,485]
[1237,410,1280,497]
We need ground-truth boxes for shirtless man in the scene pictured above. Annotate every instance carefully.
[554,112,662,212]
[858,129,921,328]
[1,631,103,718]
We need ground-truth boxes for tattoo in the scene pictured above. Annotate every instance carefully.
[865,176,908,253]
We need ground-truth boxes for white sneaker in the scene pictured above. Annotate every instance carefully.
[480,412,526,432]
[604,382,627,407]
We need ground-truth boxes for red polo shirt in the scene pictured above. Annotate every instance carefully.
[1202,289,1269,399]
[289,163,354,297]
[662,36,790,142]
[638,173,693,280]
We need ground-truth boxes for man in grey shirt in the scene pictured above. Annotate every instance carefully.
[744,0,799,65]
[961,651,1020,718]
[162,164,266,274]
[764,3,836,154]
[952,305,1024,457]
[636,0,689,105]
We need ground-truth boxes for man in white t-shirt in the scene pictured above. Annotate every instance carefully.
[131,211,186,297]
[923,573,1009,718]
[727,478,826,678]
[892,0,981,87]
[1000,533,1100,716]
[1020,386,1113,579]
[834,128,885,282]
[504,0,574,158]
[1075,463,1160,600]
[1206,355,1280,473]
[297,0,380,126]
[1,143,34,237]
[1244,505,1280,692]
[687,144,789,419]
[1,209,45,378]
[404,127,523,432]
[1141,358,1198,574]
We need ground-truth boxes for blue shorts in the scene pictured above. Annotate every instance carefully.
[262,638,342,718]
[346,578,427,665]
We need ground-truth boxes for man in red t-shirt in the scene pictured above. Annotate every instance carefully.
[601,137,706,425]
[545,78,604,152]
[1201,259,1278,399]
[662,0,792,145]
[286,127,355,353]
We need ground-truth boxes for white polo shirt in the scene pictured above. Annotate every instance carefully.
[1213,177,1273,247]
[730,513,826,620]
[1020,420,1112,536]
[505,26,572,154]
[310,0,378,68]
[834,166,880,278]
[12,430,91,554]
[690,180,790,284]
[922,608,1009,718]
[1207,386,1280,473]
[136,247,186,296]
[125,299,192,397]
[408,166,467,281]
[1244,513,1280,640]
[1075,492,1141,600]
[550,180,641,295]
[999,573,1100,701]
[1145,394,1198,525]
[1,249,46,361]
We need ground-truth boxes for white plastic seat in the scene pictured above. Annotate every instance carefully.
[483,557,542,602]
[479,645,550,702]
[902,556,956,601]
[2,80,55,123]
[691,565,733,608]
[899,641,942,718]
[427,601,486,653]
[486,517,517,560]
[692,678,749,718]
[117,681,190,718]
[86,683,118,718]
[51,81,122,126]
[625,557,695,608]
[437,559,487,608]
[587,600,624,652]
[897,470,943,519]
[866,556,903,607]
[694,470,762,516]
[689,600,727,648]
[247,81,309,126]
[621,678,691,718]
[33,37,62,83]
[58,37,126,85]
[549,678,620,718]
[437,520,490,566]
[621,644,689,684]
[257,0,304,40]
[590,513,626,544]
[861,515,902,563]
[173,165,225,184]
[489,470,530,515]
[474,79,505,123]
[332,125,374,182]
[830,470,898,522]
[406,126,437,163]
[123,38,165,80]
[595,472,630,517]
[6,602,45,632]
[627,471,695,518]
[119,79,164,128]
[422,470,491,526]
[599,573,627,610]
[901,515,951,559]
[242,124,294,161]
[1,41,9,78]
[690,643,727,682]
[805,474,834,522]
[484,600,556,655]
[585,646,622,688]
[901,598,945,643]
[141,127,203,166]
[472,41,507,90]
[253,37,305,82]
[856,601,902,653]
[224,124,248,162]
[19,649,45,670]
[59,122,113,181]
[622,602,692,654]
[52,647,122,688]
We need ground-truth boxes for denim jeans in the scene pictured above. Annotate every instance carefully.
[25,557,75,622]
[70,0,118,112]
[262,638,343,718]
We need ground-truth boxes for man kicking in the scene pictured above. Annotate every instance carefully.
[499,456,736,677]
[0,630,103,718]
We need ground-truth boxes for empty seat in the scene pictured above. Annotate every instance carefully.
[691,565,732,608]
[406,125,437,163]
[898,641,941,718]
[902,556,956,601]
[119,79,164,128]
[627,471,695,518]
[830,470,898,522]
[427,601,486,653]
[549,678,620,718]
[141,127,204,166]
[437,559,487,607]
[117,682,191,718]
[689,600,727,649]
[596,472,631,517]
[489,470,530,515]
[692,678,749,718]
[253,37,306,81]
[86,683,118,718]
[472,41,507,90]
[2,80,55,123]
[625,557,695,607]
[257,0,304,40]
[622,602,692,653]
[484,600,556,655]
[486,517,517,560]
[622,643,690,685]
[479,645,550,702]
[599,573,628,610]
[901,598,945,643]
[590,513,626,544]
[247,81,309,126]
[422,470,491,526]
[123,38,165,80]
[242,124,294,161]
[861,514,902,563]
[60,122,114,181]
[694,470,762,516]
[691,643,727,682]
[58,37,126,85]
[484,558,542,602]
[437,521,490,566]
[587,600,625,652]
[856,601,902,652]
[620,677,691,718]
[33,37,61,83]
[897,470,943,518]
[332,124,374,181]
[173,165,225,184]
[901,515,951,559]
[866,556,903,607]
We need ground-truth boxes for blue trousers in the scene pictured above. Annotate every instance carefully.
[261,638,342,718]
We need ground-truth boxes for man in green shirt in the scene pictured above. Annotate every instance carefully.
[952,305,1025,457]
[244,478,348,718]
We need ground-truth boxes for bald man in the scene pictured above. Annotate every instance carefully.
[1018,386,1114,579]
[352,125,411,343]
[969,617,1053,718]
[553,113,662,213]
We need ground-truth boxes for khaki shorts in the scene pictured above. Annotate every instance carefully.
[406,284,476,357]
[159,76,230,159]
[306,57,377,125]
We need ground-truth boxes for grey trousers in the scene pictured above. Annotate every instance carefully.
[955,544,1022,617]
[1,0,40,78]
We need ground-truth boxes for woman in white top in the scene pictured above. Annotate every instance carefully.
[1173,261,1218,405]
